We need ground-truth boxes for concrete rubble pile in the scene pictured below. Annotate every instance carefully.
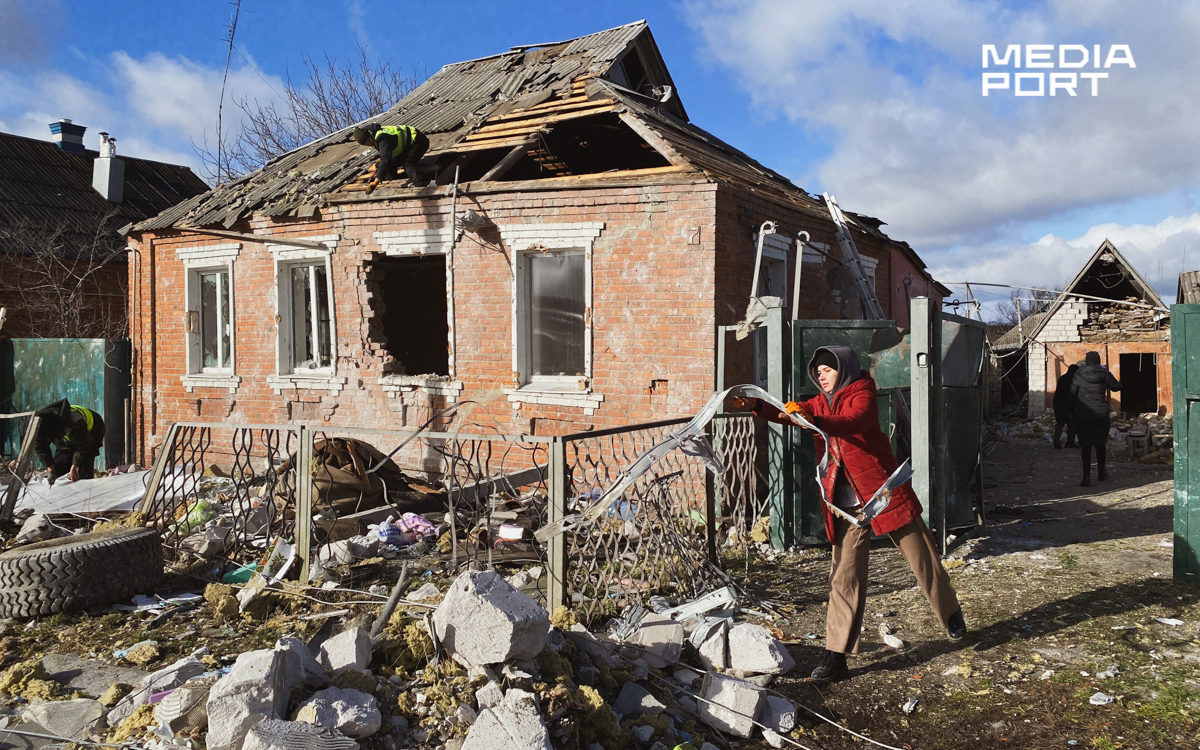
[0,562,802,749]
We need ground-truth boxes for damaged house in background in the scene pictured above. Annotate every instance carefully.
[123,21,946,465]
[992,239,1171,418]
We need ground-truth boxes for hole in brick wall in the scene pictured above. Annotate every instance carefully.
[647,379,669,396]
[368,255,449,377]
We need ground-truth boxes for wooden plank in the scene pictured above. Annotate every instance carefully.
[435,154,474,186]
[489,97,612,122]
[429,134,545,156]
[137,423,179,515]
[1,414,40,521]
[478,137,538,183]
[618,112,689,167]
[462,104,618,141]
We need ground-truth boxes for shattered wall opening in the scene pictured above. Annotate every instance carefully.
[371,256,449,377]
[1119,352,1158,415]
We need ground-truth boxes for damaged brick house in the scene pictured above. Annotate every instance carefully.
[0,121,207,338]
[123,21,945,463]
[992,239,1171,418]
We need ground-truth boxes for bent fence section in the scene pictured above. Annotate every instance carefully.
[137,413,761,621]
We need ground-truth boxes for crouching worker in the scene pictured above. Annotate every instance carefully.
[353,123,430,191]
[730,345,965,683]
[33,399,106,483]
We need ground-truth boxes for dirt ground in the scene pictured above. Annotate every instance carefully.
[752,434,1193,750]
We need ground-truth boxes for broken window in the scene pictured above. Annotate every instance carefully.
[517,249,586,385]
[372,256,449,376]
[286,262,332,371]
[199,270,231,370]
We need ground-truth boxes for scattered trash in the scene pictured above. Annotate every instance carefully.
[902,697,918,714]
[1155,617,1184,626]
[1089,692,1116,706]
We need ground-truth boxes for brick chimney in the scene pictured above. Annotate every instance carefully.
[93,132,124,203]
[48,118,87,154]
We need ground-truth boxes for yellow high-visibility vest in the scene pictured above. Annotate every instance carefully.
[376,125,417,157]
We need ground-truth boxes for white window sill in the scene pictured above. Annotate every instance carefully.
[181,374,241,393]
[380,375,464,399]
[267,373,347,395]
[505,386,604,415]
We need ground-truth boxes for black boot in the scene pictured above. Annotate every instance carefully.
[1080,475,1091,487]
[810,650,849,683]
[947,610,967,642]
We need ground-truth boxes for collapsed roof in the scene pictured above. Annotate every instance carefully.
[127,20,928,274]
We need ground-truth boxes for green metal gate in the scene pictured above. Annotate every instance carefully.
[1172,304,1200,582]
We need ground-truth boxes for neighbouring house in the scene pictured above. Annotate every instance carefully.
[992,239,1171,418]
[123,21,945,464]
[0,121,208,338]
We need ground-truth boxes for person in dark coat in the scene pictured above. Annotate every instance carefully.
[731,345,965,683]
[1052,363,1080,449]
[1069,351,1121,486]
[32,399,106,482]
[353,123,430,191]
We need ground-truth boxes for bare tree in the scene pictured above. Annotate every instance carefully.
[0,211,128,339]
[994,287,1059,327]
[195,43,424,182]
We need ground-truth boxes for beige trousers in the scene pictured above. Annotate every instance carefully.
[826,512,961,654]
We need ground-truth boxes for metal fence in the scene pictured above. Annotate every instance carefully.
[137,413,761,620]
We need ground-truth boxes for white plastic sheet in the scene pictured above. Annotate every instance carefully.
[14,470,151,515]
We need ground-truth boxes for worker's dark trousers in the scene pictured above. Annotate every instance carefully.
[403,133,430,186]
[1081,442,1107,482]
[51,419,105,480]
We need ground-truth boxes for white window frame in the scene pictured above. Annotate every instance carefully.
[500,222,605,414]
[177,242,241,393]
[266,236,347,395]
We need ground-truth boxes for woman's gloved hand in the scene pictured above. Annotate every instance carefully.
[784,401,813,425]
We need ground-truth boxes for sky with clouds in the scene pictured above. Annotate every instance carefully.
[2,0,1196,316]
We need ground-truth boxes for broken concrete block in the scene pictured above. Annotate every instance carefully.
[242,719,360,750]
[696,621,728,671]
[758,695,796,733]
[155,676,217,734]
[407,582,440,601]
[276,637,327,688]
[455,703,478,726]
[41,653,147,700]
[763,728,786,748]
[566,624,618,668]
[319,627,372,675]
[475,680,505,711]
[630,724,654,742]
[630,612,684,668]
[433,571,549,667]
[697,671,765,738]
[673,667,702,687]
[206,649,292,750]
[295,687,381,739]
[108,655,206,728]
[612,682,666,718]
[461,688,552,750]
[727,623,794,675]
[21,698,105,739]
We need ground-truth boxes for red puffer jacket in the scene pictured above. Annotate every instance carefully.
[752,374,922,541]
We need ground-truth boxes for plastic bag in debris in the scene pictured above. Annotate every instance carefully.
[171,499,218,538]
[15,511,58,544]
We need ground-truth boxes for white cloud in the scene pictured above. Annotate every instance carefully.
[0,50,284,178]
[684,0,1200,252]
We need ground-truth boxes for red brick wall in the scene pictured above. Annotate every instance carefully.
[1043,341,1172,415]
[128,181,936,465]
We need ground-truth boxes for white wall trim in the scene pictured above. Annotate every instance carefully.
[181,374,241,393]
[505,387,605,415]
[374,227,452,256]
[380,375,464,398]
[175,242,240,268]
[266,373,347,395]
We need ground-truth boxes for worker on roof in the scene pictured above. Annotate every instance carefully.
[32,399,106,483]
[353,123,430,191]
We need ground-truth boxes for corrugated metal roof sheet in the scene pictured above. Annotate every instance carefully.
[131,22,651,232]
[0,132,207,236]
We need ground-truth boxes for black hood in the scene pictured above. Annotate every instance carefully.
[808,345,862,400]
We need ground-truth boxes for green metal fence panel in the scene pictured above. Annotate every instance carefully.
[1172,304,1200,582]
[0,339,130,468]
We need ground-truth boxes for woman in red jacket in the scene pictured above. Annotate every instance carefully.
[732,345,965,683]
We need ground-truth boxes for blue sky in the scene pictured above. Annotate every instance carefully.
[4,0,1198,315]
